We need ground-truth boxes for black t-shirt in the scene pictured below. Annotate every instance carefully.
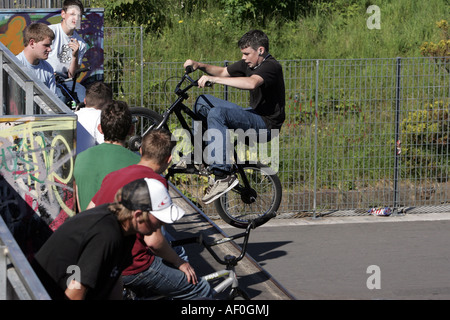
[227,55,285,129]
[33,204,135,300]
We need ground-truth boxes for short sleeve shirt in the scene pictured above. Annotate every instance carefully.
[34,204,135,300]
[75,107,103,154]
[48,23,87,77]
[16,51,56,93]
[92,164,168,275]
[74,143,140,211]
[227,56,285,129]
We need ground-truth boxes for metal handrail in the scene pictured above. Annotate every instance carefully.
[0,41,73,116]
[0,215,51,300]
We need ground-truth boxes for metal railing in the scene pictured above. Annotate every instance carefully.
[115,56,449,218]
[2,0,450,218]
[0,215,50,300]
[1,42,77,299]
[100,29,450,219]
[0,42,73,115]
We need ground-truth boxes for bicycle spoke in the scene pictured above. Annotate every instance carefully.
[216,164,280,225]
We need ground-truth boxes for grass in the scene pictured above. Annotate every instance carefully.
[94,0,449,61]
[130,0,449,61]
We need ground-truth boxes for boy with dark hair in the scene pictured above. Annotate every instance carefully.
[48,0,87,102]
[183,29,285,204]
[74,100,140,212]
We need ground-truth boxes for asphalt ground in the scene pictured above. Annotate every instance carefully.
[217,212,450,300]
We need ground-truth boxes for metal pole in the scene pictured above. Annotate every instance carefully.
[140,25,144,107]
[0,245,7,300]
[312,59,320,219]
[25,80,34,115]
[392,57,402,216]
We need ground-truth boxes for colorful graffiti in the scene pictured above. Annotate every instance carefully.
[0,8,104,85]
[0,116,76,235]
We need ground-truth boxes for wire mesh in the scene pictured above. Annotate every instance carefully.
[102,27,450,218]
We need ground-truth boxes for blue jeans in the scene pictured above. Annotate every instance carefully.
[122,256,214,300]
[194,94,269,175]
[162,227,188,262]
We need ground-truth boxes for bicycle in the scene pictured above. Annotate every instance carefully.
[55,66,90,110]
[127,67,282,229]
[172,213,274,300]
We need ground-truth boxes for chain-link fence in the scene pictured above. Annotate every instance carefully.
[1,0,447,218]
[103,27,449,218]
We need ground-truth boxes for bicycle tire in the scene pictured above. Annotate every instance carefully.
[128,107,165,151]
[214,163,281,229]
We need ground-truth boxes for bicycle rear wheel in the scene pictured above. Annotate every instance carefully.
[214,163,281,228]
[128,107,165,151]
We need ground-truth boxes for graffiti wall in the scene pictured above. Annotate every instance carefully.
[0,8,104,85]
[0,115,76,258]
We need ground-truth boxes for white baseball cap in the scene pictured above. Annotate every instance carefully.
[120,178,185,224]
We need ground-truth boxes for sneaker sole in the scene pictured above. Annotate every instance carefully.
[203,179,239,205]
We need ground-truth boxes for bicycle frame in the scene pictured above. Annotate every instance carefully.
[202,268,243,299]
[56,76,80,106]
[130,68,282,229]
[199,232,250,299]
[152,73,206,164]
[149,73,256,198]
[171,217,266,300]
[55,67,90,109]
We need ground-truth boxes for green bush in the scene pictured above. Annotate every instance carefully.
[400,100,449,181]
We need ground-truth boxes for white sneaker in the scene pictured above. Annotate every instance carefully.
[202,175,239,204]
[172,154,202,171]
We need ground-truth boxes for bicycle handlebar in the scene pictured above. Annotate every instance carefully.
[185,65,194,74]
[170,212,275,266]
[184,65,212,87]
[55,67,90,84]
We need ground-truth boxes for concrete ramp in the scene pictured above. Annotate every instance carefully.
[167,183,296,300]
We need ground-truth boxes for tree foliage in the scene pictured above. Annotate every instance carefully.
[420,20,450,72]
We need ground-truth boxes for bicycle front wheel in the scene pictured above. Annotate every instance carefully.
[128,107,165,151]
[214,163,281,228]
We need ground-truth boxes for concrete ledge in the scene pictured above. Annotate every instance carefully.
[215,211,450,228]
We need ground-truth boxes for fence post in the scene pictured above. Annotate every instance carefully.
[312,59,320,219]
[140,25,144,108]
[392,57,402,216]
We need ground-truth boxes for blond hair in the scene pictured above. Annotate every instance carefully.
[108,187,150,223]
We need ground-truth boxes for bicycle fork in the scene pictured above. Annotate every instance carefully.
[202,268,235,291]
